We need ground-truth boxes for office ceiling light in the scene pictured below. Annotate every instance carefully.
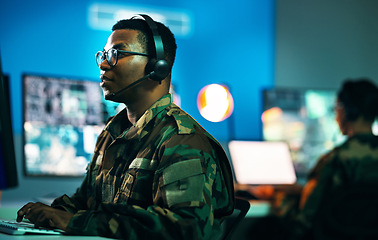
[197,84,234,122]
[88,3,192,37]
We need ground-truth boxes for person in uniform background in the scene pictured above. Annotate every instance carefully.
[17,14,234,239]
[291,78,378,239]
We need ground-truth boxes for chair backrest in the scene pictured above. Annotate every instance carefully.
[219,197,251,240]
[313,183,378,240]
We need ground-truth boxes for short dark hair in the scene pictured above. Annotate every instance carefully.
[337,78,378,122]
[112,17,177,71]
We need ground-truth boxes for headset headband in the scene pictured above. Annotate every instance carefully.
[133,14,170,82]
[137,14,165,61]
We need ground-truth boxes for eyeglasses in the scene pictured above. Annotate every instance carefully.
[95,48,149,68]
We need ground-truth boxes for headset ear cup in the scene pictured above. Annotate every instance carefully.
[145,59,156,76]
[145,59,170,82]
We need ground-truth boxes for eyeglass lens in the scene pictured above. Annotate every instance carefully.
[96,49,118,67]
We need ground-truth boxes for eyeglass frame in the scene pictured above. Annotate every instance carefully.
[95,48,149,68]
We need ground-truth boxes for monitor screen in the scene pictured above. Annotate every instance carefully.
[0,73,18,189]
[261,88,348,177]
[228,140,297,185]
[23,74,123,177]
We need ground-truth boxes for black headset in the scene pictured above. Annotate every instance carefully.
[137,14,170,83]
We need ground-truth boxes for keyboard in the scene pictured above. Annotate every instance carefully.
[0,219,63,235]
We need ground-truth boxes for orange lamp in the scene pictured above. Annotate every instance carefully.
[197,84,234,122]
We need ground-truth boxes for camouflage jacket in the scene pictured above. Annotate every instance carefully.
[291,133,378,239]
[51,94,234,239]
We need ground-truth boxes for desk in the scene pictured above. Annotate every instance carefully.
[0,207,109,240]
[247,200,271,217]
[0,199,271,239]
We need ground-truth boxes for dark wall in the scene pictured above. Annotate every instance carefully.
[275,0,378,89]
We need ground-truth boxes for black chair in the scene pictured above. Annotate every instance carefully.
[219,197,251,240]
[313,183,378,240]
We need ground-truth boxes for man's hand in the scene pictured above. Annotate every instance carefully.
[17,202,73,231]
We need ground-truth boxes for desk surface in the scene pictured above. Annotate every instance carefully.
[247,200,271,217]
[0,207,108,240]
[0,199,270,239]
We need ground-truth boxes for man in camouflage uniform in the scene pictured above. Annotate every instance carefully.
[291,79,378,239]
[17,15,234,239]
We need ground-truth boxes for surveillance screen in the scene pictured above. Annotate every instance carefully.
[23,74,123,177]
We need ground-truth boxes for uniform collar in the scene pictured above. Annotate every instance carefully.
[134,94,172,133]
[105,94,173,139]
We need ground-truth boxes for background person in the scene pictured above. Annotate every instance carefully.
[291,78,378,239]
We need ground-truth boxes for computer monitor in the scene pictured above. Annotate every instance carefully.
[228,140,297,185]
[23,74,123,177]
[261,88,347,177]
[0,72,18,189]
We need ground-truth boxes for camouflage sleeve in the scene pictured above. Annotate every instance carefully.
[51,181,89,213]
[63,135,231,239]
[51,159,97,213]
[67,202,215,239]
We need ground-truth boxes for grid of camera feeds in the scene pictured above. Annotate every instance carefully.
[23,74,123,177]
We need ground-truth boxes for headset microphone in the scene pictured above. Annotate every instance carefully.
[105,73,151,101]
